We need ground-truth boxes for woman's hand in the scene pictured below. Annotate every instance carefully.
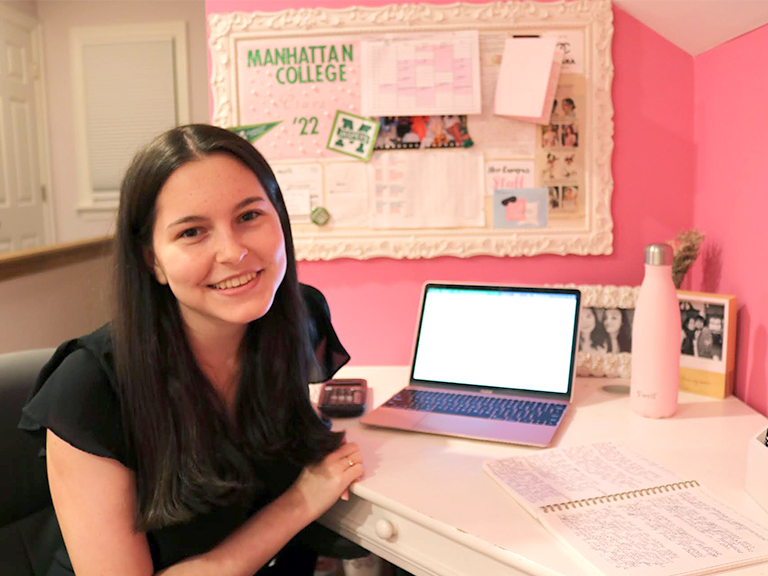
[287,442,364,521]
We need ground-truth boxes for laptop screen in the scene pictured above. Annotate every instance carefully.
[410,284,580,396]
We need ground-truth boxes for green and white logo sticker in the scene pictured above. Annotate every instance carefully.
[326,111,379,161]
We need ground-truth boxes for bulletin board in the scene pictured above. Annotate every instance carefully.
[208,0,614,260]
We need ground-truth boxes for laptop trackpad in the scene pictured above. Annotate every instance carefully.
[418,413,498,437]
[417,413,556,446]
[361,406,428,429]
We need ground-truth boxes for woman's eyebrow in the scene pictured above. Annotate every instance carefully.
[234,196,266,211]
[167,215,207,229]
[166,197,266,229]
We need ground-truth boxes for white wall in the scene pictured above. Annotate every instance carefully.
[0,0,36,18]
[0,253,113,353]
[37,0,208,244]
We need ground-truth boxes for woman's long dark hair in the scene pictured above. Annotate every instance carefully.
[112,124,343,530]
[587,308,609,352]
[601,308,633,353]
[613,309,633,353]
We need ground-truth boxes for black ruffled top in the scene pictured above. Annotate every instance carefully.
[18,284,349,574]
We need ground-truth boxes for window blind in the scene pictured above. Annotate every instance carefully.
[82,39,177,196]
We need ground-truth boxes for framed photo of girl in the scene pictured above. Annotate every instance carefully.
[556,284,639,379]
[677,291,737,398]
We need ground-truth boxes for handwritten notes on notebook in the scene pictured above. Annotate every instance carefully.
[494,37,563,125]
[484,442,768,576]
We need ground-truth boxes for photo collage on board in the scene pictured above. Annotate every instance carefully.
[374,115,474,150]
[539,79,585,218]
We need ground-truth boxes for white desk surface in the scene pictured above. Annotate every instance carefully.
[314,367,768,576]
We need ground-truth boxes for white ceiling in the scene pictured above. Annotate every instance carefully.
[613,0,768,56]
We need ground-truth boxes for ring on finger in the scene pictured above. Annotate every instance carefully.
[347,457,355,468]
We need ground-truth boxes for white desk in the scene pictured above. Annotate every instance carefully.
[315,367,768,576]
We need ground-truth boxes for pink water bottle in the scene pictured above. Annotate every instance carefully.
[630,244,681,418]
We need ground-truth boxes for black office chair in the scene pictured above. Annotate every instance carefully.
[0,348,62,576]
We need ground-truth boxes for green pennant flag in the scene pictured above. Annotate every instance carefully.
[229,122,281,143]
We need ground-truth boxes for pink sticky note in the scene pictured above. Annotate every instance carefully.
[505,198,527,221]
[434,46,453,72]
[416,87,435,107]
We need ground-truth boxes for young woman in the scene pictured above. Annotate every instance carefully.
[603,308,632,353]
[542,124,559,148]
[20,125,363,575]
[560,98,576,119]
[578,307,608,355]
[562,124,578,148]
[681,314,697,355]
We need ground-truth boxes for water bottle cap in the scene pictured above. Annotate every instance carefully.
[644,243,673,266]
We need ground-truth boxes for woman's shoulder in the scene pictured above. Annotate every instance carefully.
[37,324,116,390]
[300,283,328,310]
[299,284,350,382]
[18,324,130,465]
[300,283,337,337]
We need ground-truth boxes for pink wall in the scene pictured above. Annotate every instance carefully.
[690,26,768,415]
[205,2,696,365]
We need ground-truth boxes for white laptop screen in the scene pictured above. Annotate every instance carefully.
[411,285,580,395]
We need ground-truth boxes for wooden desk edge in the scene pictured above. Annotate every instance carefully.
[321,486,566,576]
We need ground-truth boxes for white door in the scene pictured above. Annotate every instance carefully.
[0,7,48,254]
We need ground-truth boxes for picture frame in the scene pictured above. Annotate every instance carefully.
[677,291,737,398]
[561,284,639,379]
[558,284,640,378]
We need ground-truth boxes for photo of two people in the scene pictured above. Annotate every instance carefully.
[680,301,725,361]
[578,307,633,354]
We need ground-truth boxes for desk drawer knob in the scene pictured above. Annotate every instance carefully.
[375,519,396,540]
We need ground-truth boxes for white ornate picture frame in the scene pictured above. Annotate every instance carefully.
[560,284,639,379]
[208,0,614,260]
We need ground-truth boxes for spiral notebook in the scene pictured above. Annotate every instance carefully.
[484,442,768,576]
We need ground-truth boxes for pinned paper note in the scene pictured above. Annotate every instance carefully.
[493,188,547,229]
[494,37,563,125]
[272,163,323,223]
[485,160,535,196]
[360,31,482,116]
[370,151,484,229]
[503,196,527,221]
[542,30,585,74]
[324,161,370,228]
[235,35,361,161]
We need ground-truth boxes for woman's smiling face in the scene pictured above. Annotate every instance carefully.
[580,308,596,332]
[603,309,622,335]
[150,153,286,335]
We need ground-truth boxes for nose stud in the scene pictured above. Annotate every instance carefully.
[238,249,248,263]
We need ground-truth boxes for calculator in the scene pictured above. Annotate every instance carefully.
[318,379,368,418]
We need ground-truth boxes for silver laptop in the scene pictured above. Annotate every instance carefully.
[360,282,581,447]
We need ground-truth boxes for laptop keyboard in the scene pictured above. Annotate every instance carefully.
[383,389,566,426]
